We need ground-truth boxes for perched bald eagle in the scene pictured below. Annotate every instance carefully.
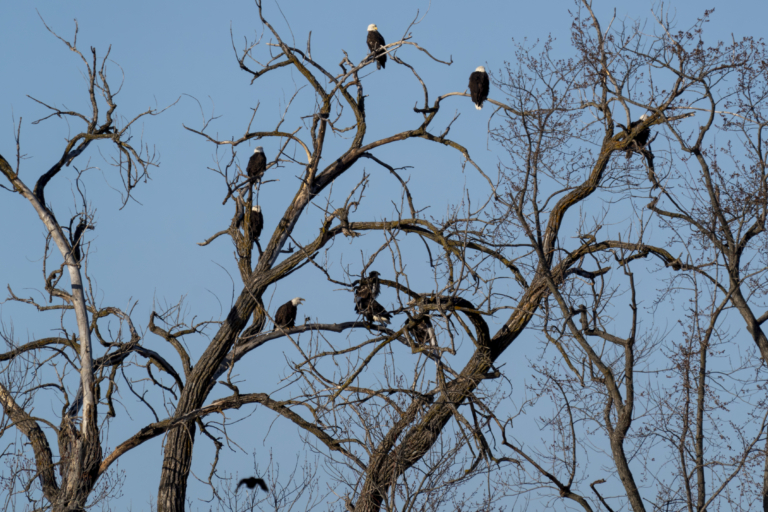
[247,147,267,183]
[367,24,387,70]
[237,477,268,492]
[408,315,436,346]
[250,205,263,242]
[274,297,304,329]
[468,66,490,110]
[619,114,651,158]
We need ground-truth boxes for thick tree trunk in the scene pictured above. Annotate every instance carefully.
[155,305,251,511]
[157,423,196,511]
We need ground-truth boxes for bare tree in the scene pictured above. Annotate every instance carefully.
[3,2,768,512]
[0,17,169,510]
[470,4,768,511]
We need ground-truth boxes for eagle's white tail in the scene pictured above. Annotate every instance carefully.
[475,104,483,110]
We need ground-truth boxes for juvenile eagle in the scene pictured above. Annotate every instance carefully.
[367,24,387,70]
[356,298,391,326]
[408,314,436,346]
[247,147,267,183]
[353,271,389,325]
[468,66,490,110]
[275,297,304,329]
[353,271,381,306]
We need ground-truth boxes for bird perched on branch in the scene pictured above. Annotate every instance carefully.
[353,271,389,325]
[237,477,268,492]
[468,66,490,110]
[275,297,304,329]
[353,271,381,305]
[367,24,387,70]
[618,114,651,158]
[250,205,263,242]
[357,299,391,325]
[408,314,436,346]
[247,147,267,184]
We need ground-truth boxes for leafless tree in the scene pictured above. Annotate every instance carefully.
[467,4,768,511]
[3,1,768,512]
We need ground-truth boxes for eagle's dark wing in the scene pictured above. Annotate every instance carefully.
[274,302,296,328]
[469,72,490,108]
[237,477,268,492]
[367,31,387,69]
[479,73,490,102]
[247,152,267,181]
[250,210,263,239]
[368,300,391,324]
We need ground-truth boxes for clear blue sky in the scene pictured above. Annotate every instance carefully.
[1,0,766,509]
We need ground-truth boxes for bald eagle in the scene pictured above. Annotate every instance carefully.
[619,114,651,158]
[237,477,268,492]
[247,147,267,183]
[367,24,387,70]
[275,297,304,329]
[408,315,436,346]
[468,66,489,110]
[250,205,263,242]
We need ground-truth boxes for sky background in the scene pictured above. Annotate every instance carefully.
[1,0,767,510]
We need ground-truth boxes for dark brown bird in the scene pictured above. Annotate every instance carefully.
[356,298,391,325]
[237,477,268,492]
[468,66,490,110]
[619,114,651,158]
[250,205,263,242]
[247,147,267,183]
[353,271,381,303]
[274,298,304,329]
[353,271,387,324]
[409,315,436,346]
[367,24,387,70]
